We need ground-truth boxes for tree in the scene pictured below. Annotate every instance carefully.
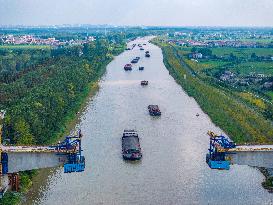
[251,52,257,60]
[14,118,34,145]
[198,48,212,56]
[229,53,237,61]
[191,47,197,53]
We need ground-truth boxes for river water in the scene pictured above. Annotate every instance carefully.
[28,37,273,205]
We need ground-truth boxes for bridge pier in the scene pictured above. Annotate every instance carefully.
[9,173,19,192]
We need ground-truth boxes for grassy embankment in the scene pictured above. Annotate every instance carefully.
[152,38,273,191]
[151,39,273,144]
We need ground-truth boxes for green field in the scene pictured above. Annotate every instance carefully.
[266,91,273,101]
[176,45,273,76]
[231,62,273,75]
[240,38,273,43]
[0,45,51,50]
[211,47,273,58]
[178,45,273,58]
[153,38,273,144]
[196,60,230,71]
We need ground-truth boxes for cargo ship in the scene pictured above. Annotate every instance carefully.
[124,64,132,71]
[141,80,148,86]
[145,53,150,57]
[122,130,142,160]
[148,105,161,116]
[131,58,139,63]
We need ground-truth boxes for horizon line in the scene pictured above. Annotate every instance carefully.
[0,24,273,29]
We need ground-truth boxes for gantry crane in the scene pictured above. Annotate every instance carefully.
[207,131,273,170]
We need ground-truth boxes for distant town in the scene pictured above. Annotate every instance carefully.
[0,34,95,46]
[169,30,273,48]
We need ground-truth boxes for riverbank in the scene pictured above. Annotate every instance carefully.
[0,41,125,205]
[21,51,125,205]
[260,168,273,192]
[151,38,273,191]
[21,81,102,205]
[0,81,103,205]
[151,38,273,144]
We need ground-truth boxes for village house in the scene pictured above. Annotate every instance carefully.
[189,52,203,59]
[220,71,235,81]
[263,82,273,89]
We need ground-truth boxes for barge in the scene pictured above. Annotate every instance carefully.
[124,64,132,71]
[131,59,139,63]
[141,80,148,86]
[148,105,161,116]
[145,53,150,57]
[122,130,142,160]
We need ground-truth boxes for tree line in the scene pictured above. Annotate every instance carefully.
[0,39,124,145]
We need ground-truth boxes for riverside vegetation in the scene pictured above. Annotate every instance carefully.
[152,38,273,144]
[0,35,125,205]
[152,37,273,191]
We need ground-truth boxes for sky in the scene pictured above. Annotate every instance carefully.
[1,0,273,27]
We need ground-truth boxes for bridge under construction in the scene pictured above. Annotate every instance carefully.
[206,131,273,170]
[0,110,85,197]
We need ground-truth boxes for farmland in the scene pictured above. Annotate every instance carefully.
[152,37,273,144]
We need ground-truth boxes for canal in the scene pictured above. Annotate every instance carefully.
[28,37,273,205]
